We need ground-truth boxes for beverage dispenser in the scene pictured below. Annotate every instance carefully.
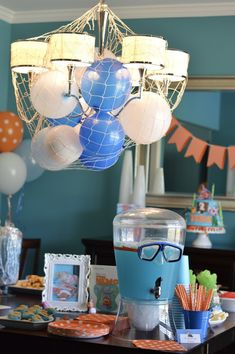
[112,208,186,340]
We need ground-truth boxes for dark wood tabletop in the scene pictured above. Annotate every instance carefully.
[0,291,235,354]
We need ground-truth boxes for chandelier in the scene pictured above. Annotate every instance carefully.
[10,0,189,171]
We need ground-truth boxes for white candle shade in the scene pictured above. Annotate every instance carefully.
[121,35,167,70]
[11,40,48,73]
[119,91,172,145]
[147,49,190,82]
[48,32,95,67]
[150,167,165,195]
[132,165,146,208]
[30,70,79,118]
[118,149,133,204]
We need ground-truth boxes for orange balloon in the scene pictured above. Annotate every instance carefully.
[0,112,24,152]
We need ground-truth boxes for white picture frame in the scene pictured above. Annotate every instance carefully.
[42,253,90,312]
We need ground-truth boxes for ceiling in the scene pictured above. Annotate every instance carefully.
[0,0,235,23]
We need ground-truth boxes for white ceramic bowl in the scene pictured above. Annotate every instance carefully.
[220,292,235,313]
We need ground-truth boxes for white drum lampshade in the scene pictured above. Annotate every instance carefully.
[148,49,190,82]
[119,91,172,145]
[11,40,48,73]
[48,32,95,67]
[30,70,79,118]
[121,35,167,70]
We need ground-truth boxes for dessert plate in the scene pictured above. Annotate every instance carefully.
[48,319,110,338]
[8,284,43,295]
[0,315,53,330]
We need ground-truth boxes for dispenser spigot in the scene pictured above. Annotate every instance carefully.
[150,277,162,299]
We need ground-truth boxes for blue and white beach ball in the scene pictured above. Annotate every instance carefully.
[79,111,125,156]
[79,149,122,171]
[81,58,132,112]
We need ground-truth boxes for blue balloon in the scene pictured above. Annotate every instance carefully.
[81,58,132,112]
[79,111,125,156]
[47,104,82,127]
[79,149,122,171]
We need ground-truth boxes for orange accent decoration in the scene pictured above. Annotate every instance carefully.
[96,275,118,285]
[0,112,24,152]
[187,225,225,233]
[227,146,235,169]
[132,340,187,352]
[113,246,137,252]
[220,292,235,299]
[184,137,208,163]
[167,125,192,152]
[166,116,179,135]
[190,215,211,223]
[207,145,226,169]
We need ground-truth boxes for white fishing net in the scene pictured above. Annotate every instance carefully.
[11,2,188,171]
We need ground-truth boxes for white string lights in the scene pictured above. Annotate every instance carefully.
[10,0,190,171]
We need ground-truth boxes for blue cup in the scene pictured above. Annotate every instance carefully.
[183,310,210,338]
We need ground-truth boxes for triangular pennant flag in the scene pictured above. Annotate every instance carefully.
[165,116,179,136]
[167,125,192,152]
[227,146,235,169]
[207,145,226,169]
[184,137,208,163]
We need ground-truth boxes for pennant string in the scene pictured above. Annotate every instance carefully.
[166,117,234,169]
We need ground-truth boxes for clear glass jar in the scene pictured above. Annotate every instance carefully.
[113,208,186,302]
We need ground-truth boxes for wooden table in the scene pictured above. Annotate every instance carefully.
[0,292,235,354]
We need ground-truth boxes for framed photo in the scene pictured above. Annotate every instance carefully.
[89,265,120,313]
[42,253,90,312]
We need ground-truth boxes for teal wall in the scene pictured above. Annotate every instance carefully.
[0,20,11,110]
[0,20,11,222]
[175,91,221,130]
[1,15,235,273]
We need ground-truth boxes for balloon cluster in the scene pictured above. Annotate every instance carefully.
[30,58,131,171]
[29,57,172,171]
[0,112,44,196]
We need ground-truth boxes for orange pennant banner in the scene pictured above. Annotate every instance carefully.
[207,145,226,169]
[166,116,179,135]
[227,146,235,169]
[184,137,208,163]
[167,125,192,152]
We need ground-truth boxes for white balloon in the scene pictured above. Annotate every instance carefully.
[46,125,83,165]
[30,70,79,119]
[119,91,172,144]
[31,127,69,171]
[15,139,44,182]
[0,152,27,195]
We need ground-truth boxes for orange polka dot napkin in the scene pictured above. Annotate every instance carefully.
[132,340,187,352]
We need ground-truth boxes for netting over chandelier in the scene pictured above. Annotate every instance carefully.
[10,0,190,171]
